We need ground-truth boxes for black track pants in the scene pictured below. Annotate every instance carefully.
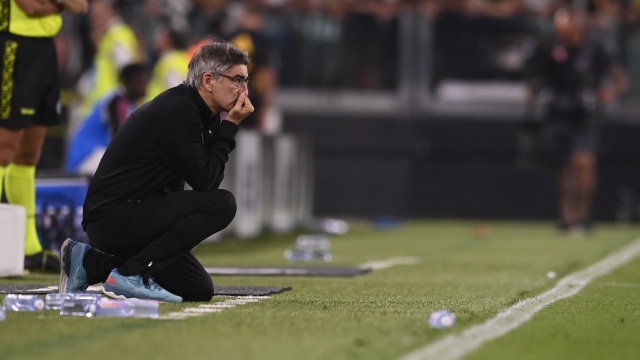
[83,189,236,301]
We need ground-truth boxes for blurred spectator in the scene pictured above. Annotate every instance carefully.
[418,0,445,19]
[290,0,345,87]
[67,64,148,176]
[432,0,534,83]
[78,0,141,117]
[187,0,230,43]
[228,3,279,130]
[589,0,623,58]
[424,0,527,18]
[471,0,527,17]
[621,0,640,23]
[342,0,400,89]
[618,0,640,95]
[163,0,192,34]
[528,6,627,232]
[144,26,190,102]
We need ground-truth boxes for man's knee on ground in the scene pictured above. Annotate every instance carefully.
[182,277,214,302]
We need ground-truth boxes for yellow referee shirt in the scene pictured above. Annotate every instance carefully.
[0,0,62,38]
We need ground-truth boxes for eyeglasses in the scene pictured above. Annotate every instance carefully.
[215,73,249,88]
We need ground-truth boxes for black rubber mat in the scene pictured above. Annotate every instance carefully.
[204,266,371,277]
[0,284,291,297]
[215,286,291,296]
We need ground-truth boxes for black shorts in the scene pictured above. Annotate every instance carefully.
[540,120,597,169]
[0,33,60,129]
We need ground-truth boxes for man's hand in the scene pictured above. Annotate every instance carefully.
[227,93,254,125]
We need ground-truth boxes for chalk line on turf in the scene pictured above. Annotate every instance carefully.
[156,296,271,320]
[21,285,104,293]
[399,237,640,360]
[596,282,640,288]
[359,257,421,271]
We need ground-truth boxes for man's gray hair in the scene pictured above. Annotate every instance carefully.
[184,41,250,88]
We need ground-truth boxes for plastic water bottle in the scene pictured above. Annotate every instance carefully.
[96,299,159,318]
[284,249,333,262]
[285,234,333,262]
[48,293,101,312]
[318,218,350,235]
[295,234,331,251]
[46,293,71,310]
[59,293,103,317]
[428,310,456,329]
[3,294,45,312]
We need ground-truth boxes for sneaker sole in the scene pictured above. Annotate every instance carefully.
[101,287,143,301]
[58,239,72,293]
[102,286,177,303]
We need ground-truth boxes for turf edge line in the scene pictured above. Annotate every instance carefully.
[398,236,640,360]
[359,257,421,271]
[155,296,270,320]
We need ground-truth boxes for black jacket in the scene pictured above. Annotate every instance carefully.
[529,41,611,121]
[83,84,239,227]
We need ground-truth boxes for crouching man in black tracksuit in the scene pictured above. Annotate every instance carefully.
[58,42,254,303]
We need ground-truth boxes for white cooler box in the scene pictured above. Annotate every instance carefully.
[0,204,26,277]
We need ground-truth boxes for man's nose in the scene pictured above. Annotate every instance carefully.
[238,86,248,96]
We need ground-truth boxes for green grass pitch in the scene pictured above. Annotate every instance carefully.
[1,220,640,360]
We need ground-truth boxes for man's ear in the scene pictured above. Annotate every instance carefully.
[202,72,214,92]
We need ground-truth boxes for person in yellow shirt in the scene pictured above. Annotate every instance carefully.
[144,26,189,102]
[78,0,139,116]
[0,0,88,272]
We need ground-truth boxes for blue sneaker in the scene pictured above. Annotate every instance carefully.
[102,269,182,303]
[59,238,91,293]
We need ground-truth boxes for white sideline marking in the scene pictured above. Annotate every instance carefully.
[25,285,103,293]
[399,237,640,360]
[156,296,270,320]
[597,282,640,288]
[359,257,421,271]
[200,304,236,308]
[25,286,57,292]
[183,308,224,313]
[25,286,60,292]
[165,312,203,318]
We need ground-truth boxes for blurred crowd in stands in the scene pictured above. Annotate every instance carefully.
[58,0,640,95]
[55,0,640,102]
[50,0,640,171]
[425,0,640,87]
